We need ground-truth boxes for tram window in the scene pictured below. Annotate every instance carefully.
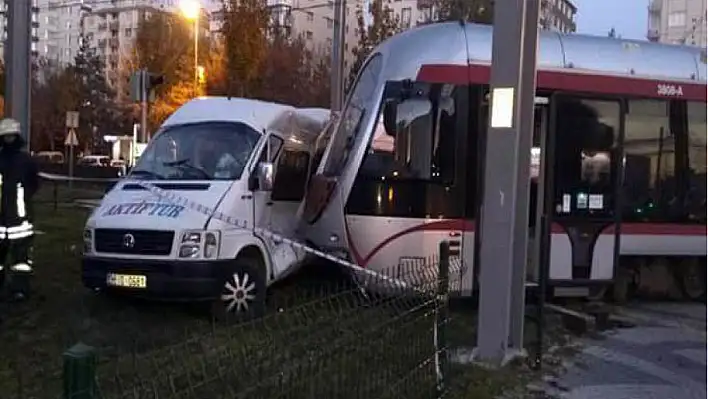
[622,100,676,222]
[321,54,383,177]
[686,101,706,223]
[271,150,310,202]
[368,82,456,183]
[553,98,619,216]
[346,83,466,218]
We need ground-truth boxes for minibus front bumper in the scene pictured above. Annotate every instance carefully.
[82,256,232,301]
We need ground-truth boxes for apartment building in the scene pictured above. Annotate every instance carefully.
[210,0,360,74]
[288,0,360,70]
[34,0,93,66]
[648,0,707,47]
[387,0,578,33]
[387,0,577,34]
[0,0,41,60]
[540,0,576,33]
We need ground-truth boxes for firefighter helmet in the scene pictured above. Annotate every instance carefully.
[0,118,21,136]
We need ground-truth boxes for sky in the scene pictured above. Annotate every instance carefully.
[573,0,648,40]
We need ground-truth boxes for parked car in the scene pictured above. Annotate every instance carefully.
[34,151,65,164]
[110,159,127,176]
[78,155,110,167]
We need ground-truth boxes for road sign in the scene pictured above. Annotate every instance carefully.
[64,128,79,147]
[66,111,79,128]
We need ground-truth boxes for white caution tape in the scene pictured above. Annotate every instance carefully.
[130,179,458,292]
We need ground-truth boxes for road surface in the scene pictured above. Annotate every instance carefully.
[545,302,706,399]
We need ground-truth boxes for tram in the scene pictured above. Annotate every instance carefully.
[301,22,707,300]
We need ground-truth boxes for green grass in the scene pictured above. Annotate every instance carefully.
[0,186,577,399]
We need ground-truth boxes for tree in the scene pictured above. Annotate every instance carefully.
[72,34,122,152]
[348,0,400,90]
[306,49,331,108]
[126,11,199,130]
[30,64,82,151]
[431,0,493,24]
[252,34,330,108]
[220,0,270,97]
[203,37,228,96]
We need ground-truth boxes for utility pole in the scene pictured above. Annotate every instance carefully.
[140,70,149,143]
[330,0,346,111]
[474,0,539,366]
[508,0,540,353]
[4,0,33,149]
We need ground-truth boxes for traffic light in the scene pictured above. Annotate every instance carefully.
[129,72,143,102]
[146,72,164,90]
[145,72,164,102]
[128,69,164,103]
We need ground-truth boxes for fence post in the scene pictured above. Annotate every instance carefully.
[63,342,97,399]
[53,180,58,211]
[435,241,450,397]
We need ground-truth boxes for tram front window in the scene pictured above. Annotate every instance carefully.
[346,81,465,218]
[321,54,383,177]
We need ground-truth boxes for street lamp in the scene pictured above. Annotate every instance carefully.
[179,0,201,97]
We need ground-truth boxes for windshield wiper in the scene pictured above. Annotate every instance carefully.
[163,159,211,179]
[129,169,165,180]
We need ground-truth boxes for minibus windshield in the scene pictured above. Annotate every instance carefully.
[130,121,261,180]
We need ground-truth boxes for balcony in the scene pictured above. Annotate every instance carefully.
[98,23,107,31]
[416,0,434,9]
[648,0,661,14]
[108,38,120,48]
[109,21,119,30]
[647,29,660,42]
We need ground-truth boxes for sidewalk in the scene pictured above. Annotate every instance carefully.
[542,302,707,399]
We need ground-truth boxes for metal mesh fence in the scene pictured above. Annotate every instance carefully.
[4,244,459,399]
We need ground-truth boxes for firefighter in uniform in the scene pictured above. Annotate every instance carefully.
[0,118,39,301]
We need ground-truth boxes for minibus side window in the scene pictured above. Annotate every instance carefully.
[271,150,311,202]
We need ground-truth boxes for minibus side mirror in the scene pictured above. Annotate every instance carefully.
[382,99,399,136]
[250,161,274,192]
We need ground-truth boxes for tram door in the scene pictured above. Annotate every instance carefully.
[527,99,549,283]
[536,95,624,297]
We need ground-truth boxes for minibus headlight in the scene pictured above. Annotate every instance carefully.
[181,231,202,244]
[179,244,201,258]
[178,230,220,259]
[82,228,93,254]
[204,232,219,259]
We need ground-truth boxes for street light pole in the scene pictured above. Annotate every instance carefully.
[331,0,346,111]
[193,12,199,96]
[180,0,201,97]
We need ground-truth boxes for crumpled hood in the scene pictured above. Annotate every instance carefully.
[86,180,233,231]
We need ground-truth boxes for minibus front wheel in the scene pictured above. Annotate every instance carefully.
[211,256,267,322]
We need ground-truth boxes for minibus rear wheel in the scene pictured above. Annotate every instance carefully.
[211,257,266,322]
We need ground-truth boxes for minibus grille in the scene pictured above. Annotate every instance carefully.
[94,229,174,256]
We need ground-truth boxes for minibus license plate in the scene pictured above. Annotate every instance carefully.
[107,273,147,289]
